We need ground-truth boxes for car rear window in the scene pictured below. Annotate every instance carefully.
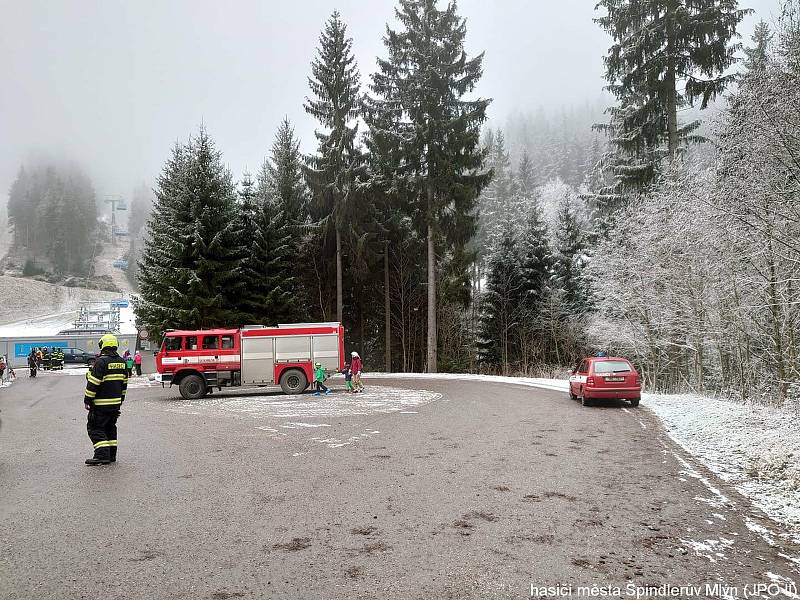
[593,360,632,374]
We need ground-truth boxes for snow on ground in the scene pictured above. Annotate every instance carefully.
[163,386,442,420]
[0,275,122,329]
[645,393,800,544]
[118,304,137,335]
[93,242,134,295]
[0,290,137,338]
[366,372,569,393]
[0,310,78,337]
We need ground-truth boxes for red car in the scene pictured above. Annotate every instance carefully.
[569,356,641,407]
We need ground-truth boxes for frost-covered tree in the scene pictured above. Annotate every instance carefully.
[516,149,537,199]
[365,0,491,372]
[744,20,773,70]
[590,6,800,400]
[136,129,244,332]
[552,194,590,316]
[595,0,750,194]
[304,11,365,324]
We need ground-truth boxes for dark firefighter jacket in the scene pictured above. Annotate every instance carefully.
[84,351,128,407]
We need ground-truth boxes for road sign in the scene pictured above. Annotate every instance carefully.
[139,329,149,340]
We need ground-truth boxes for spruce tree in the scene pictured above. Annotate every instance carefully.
[238,171,258,228]
[235,170,259,315]
[481,130,512,247]
[304,11,365,324]
[478,231,525,374]
[552,195,590,316]
[137,129,245,333]
[237,164,303,325]
[365,0,491,372]
[264,118,312,315]
[595,0,750,174]
[518,194,552,309]
[267,118,309,228]
[516,149,537,199]
[744,20,773,71]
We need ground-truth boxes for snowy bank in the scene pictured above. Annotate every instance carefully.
[367,373,800,542]
[645,393,800,544]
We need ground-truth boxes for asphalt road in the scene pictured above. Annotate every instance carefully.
[1,370,798,600]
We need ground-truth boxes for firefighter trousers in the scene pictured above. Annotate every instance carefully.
[87,407,119,461]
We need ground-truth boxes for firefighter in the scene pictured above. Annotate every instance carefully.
[55,348,65,370]
[28,350,38,377]
[83,333,128,466]
[42,347,50,371]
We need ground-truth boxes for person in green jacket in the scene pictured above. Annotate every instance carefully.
[312,362,330,396]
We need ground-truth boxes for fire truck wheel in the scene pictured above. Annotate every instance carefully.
[179,374,207,400]
[279,369,307,395]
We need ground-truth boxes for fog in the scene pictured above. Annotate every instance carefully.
[0,0,783,203]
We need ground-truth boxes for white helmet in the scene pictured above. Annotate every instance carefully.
[351,351,359,358]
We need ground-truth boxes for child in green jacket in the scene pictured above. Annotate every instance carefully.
[312,363,330,396]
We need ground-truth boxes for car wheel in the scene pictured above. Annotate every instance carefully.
[569,388,578,400]
[629,398,640,408]
[580,390,591,407]
[179,374,207,400]
[280,369,307,395]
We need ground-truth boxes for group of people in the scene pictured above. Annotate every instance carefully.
[27,347,65,376]
[122,349,142,377]
[312,351,365,395]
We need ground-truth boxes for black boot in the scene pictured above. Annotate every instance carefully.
[109,447,117,463]
[85,457,110,466]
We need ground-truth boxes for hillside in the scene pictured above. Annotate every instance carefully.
[0,275,122,327]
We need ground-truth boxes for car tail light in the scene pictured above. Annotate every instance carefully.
[587,377,595,386]
[634,374,640,385]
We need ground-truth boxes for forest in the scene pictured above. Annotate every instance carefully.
[6,161,98,276]
[135,0,800,404]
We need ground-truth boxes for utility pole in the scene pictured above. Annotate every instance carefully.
[103,196,127,248]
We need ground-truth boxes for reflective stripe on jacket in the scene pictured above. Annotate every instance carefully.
[84,351,128,407]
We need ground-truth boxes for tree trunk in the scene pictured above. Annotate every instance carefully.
[665,2,679,161]
[384,241,391,373]
[426,220,437,373]
[336,227,343,324]
[767,238,786,402]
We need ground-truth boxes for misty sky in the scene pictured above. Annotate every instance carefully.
[0,0,783,206]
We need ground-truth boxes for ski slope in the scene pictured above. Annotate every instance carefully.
[0,302,137,337]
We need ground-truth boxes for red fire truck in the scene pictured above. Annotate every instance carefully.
[155,323,345,399]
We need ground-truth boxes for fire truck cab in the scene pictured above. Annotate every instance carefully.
[155,323,345,399]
